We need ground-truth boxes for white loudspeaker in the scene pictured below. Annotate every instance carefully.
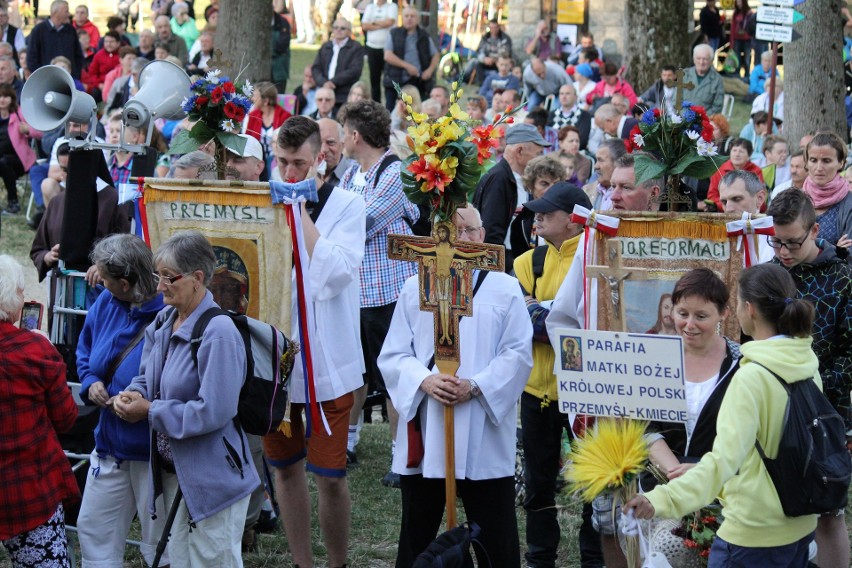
[21,66,97,132]
[122,60,191,128]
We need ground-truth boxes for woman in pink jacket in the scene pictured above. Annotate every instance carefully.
[0,84,41,215]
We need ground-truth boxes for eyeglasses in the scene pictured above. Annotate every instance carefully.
[767,229,811,251]
[457,226,482,236]
[332,25,350,31]
[152,271,190,285]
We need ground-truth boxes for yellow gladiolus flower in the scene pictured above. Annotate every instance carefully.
[401,92,413,105]
[448,103,470,122]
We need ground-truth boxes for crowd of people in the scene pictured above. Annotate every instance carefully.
[1,1,852,568]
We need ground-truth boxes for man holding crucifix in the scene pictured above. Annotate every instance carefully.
[379,205,532,567]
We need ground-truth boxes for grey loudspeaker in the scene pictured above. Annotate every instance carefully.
[21,65,97,132]
[122,60,191,128]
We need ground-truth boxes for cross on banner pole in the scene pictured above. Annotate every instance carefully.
[665,68,696,110]
[586,240,652,331]
[388,219,504,529]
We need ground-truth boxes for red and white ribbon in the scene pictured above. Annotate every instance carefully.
[570,205,620,237]
[726,212,774,268]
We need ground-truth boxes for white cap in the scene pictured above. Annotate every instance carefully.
[229,133,264,161]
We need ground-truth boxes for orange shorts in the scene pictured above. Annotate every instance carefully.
[262,392,354,477]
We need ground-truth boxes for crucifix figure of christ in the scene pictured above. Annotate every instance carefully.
[586,240,652,331]
[387,218,504,528]
[665,68,695,110]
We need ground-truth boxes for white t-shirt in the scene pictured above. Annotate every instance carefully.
[508,171,527,250]
[363,1,398,50]
[685,375,717,441]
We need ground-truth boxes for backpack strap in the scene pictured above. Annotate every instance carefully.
[374,153,401,191]
[530,244,548,298]
[750,361,809,462]
[189,307,229,369]
[189,307,252,466]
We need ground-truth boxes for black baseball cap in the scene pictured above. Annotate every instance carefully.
[524,182,591,213]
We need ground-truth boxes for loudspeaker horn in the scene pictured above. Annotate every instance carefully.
[122,60,191,129]
[21,65,97,132]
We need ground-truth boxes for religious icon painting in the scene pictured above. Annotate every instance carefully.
[141,179,292,331]
[587,212,744,337]
[560,336,583,371]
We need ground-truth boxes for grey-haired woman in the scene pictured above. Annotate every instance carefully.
[75,234,170,567]
[115,230,258,567]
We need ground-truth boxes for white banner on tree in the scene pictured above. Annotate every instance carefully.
[553,328,688,422]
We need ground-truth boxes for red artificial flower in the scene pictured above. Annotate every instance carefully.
[692,105,706,116]
[471,124,500,164]
[407,157,452,193]
[701,516,717,524]
[701,122,714,142]
[195,95,209,109]
[222,82,236,94]
[223,101,246,122]
[506,117,514,124]
[211,86,224,104]
[683,539,697,549]
[653,108,662,118]
[700,550,710,558]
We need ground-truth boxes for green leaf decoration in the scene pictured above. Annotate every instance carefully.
[216,130,247,156]
[168,129,202,155]
[634,154,668,186]
[680,154,726,179]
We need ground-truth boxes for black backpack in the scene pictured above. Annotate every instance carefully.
[753,362,851,517]
[412,522,490,568]
[188,307,295,437]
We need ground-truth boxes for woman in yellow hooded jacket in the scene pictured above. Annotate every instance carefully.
[626,263,819,566]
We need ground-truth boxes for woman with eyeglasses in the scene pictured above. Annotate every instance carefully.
[75,234,171,568]
[801,131,852,250]
[114,230,258,567]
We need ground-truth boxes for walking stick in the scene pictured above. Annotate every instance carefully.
[152,486,183,568]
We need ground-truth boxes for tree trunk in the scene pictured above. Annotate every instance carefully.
[784,0,846,145]
[625,0,691,103]
[217,0,273,83]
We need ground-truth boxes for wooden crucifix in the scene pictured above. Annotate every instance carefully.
[586,240,651,331]
[665,68,695,110]
[388,219,504,528]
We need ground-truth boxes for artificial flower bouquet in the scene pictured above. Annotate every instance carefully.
[396,82,520,222]
[626,102,726,186]
[169,69,254,157]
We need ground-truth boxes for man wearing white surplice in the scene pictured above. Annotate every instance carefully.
[378,205,533,568]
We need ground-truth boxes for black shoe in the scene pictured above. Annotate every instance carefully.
[381,470,401,488]
[255,509,278,533]
[27,205,44,229]
[2,201,20,215]
[346,449,358,467]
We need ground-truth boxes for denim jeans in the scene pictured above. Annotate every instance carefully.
[708,531,813,568]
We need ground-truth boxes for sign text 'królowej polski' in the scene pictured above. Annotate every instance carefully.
[553,329,687,422]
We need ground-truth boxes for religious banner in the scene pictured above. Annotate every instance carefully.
[553,329,687,422]
[142,177,292,332]
[584,212,744,337]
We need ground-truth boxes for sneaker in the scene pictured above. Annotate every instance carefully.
[2,201,20,215]
[381,470,401,489]
[346,449,358,467]
[241,527,257,553]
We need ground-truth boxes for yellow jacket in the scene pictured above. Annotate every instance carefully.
[645,337,821,547]
[513,234,582,402]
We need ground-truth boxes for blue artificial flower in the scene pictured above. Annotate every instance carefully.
[190,79,205,91]
[682,101,693,109]
[181,95,197,113]
[641,109,657,126]
[682,109,696,123]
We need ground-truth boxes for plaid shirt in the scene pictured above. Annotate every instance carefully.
[0,322,79,540]
[109,153,133,187]
[339,149,417,307]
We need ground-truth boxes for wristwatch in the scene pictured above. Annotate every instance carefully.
[469,379,481,398]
